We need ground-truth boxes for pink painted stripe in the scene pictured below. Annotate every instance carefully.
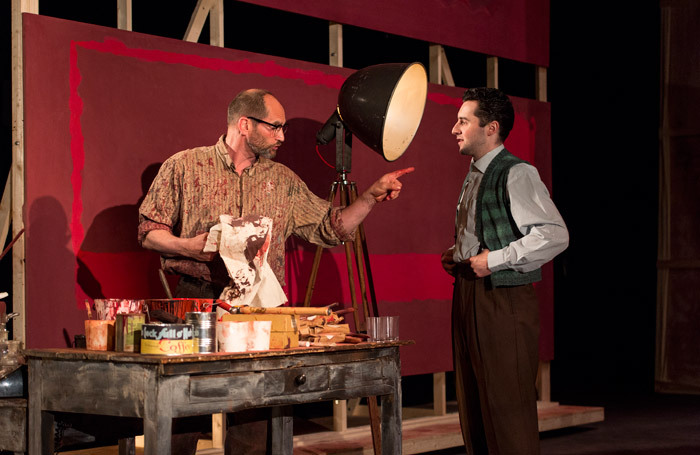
[76,38,347,89]
[427,92,463,107]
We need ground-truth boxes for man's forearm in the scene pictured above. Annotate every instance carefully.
[142,229,186,257]
[337,191,377,234]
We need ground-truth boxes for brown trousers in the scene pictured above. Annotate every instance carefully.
[452,270,540,455]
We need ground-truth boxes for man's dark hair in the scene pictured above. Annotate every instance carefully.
[462,87,514,142]
[227,88,272,125]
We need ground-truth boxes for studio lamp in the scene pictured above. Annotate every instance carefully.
[305,62,428,328]
[316,62,428,174]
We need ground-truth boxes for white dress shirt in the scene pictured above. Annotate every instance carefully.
[452,145,569,273]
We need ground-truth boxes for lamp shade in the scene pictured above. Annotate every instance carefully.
[337,62,428,161]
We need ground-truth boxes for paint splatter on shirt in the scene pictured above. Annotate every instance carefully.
[138,135,353,286]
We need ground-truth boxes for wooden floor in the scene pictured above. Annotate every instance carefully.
[61,402,604,455]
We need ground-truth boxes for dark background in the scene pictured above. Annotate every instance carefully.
[1,1,660,406]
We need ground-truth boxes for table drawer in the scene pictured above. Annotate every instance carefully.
[188,358,385,404]
[189,371,265,403]
[188,364,330,404]
[263,366,329,396]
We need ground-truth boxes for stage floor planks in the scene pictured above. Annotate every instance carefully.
[60,402,604,455]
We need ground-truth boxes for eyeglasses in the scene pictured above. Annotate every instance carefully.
[247,116,288,135]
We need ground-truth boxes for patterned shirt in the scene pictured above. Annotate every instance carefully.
[138,135,352,286]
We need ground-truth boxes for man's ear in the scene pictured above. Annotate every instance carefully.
[487,120,500,137]
[237,116,251,135]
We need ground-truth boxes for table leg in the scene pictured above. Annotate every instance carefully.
[270,406,293,455]
[118,437,136,455]
[28,359,54,455]
[381,371,403,455]
[143,377,174,455]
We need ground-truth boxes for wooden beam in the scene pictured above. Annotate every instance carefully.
[329,22,343,67]
[536,361,551,402]
[117,0,132,31]
[11,0,38,345]
[0,173,11,249]
[211,413,224,448]
[184,0,214,43]
[440,47,455,87]
[332,399,348,431]
[209,0,224,47]
[433,372,447,416]
[536,66,547,102]
[655,6,672,387]
[486,56,499,88]
[429,45,455,86]
[429,45,441,84]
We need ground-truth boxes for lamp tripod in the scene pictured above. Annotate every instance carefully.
[302,119,384,455]
[301,62,427,455]
[303,121,379,331]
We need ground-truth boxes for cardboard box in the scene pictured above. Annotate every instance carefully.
[221,314,299,348]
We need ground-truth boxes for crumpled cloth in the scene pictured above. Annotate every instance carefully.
[204,214,287,308]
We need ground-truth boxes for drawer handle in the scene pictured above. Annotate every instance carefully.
[295,374,307,386]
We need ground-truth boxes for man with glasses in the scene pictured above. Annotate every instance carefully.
[138,88,413,454]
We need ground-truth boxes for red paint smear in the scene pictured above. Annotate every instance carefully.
[69,43,85,303]
[427,92,463,107]
[76,38,347,89]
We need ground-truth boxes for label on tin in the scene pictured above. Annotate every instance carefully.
[142,324,193,341]
[140,338,194,355]
[141,323,194,355]
[124,314,145,353]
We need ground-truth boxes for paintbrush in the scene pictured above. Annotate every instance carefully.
[84,300,93,320]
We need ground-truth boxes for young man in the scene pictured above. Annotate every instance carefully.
[441,87,568,455]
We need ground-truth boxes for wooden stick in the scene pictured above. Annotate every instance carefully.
[334,307,355,315]
[235,306,332,316]
[0,228,24,262]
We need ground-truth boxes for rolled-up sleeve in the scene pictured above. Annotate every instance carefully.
[288,178,355,246]
[137,157,181,245]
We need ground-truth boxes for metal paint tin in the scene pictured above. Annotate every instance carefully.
[140,323,194,356]
[185,312,217,353]
[115,313,146,352]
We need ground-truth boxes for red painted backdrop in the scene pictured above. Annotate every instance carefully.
[240,0,550,67]
[22,14,552,375]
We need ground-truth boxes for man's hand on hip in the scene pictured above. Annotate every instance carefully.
[469,249,492,277]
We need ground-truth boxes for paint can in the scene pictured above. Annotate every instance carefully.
[115,313,146,352]
[84,320,115,351]
[140,323,194,355]
[185,312,217,353]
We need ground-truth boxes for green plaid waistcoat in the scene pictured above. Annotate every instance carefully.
[475,149,542,287]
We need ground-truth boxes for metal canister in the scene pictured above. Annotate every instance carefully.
[115,313,146,352]
[185,312,217,353]
[140,323,194,355]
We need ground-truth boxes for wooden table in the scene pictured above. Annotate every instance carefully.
[25,342,405,455]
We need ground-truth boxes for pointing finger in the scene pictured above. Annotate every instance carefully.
[389,167,415,179]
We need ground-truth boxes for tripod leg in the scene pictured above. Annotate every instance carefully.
[348,183,373,328]
[339,183,361,329]
[368,396,382,455]
[303,182,339,307]
[358,221,380,318]
[347,186,381,455]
